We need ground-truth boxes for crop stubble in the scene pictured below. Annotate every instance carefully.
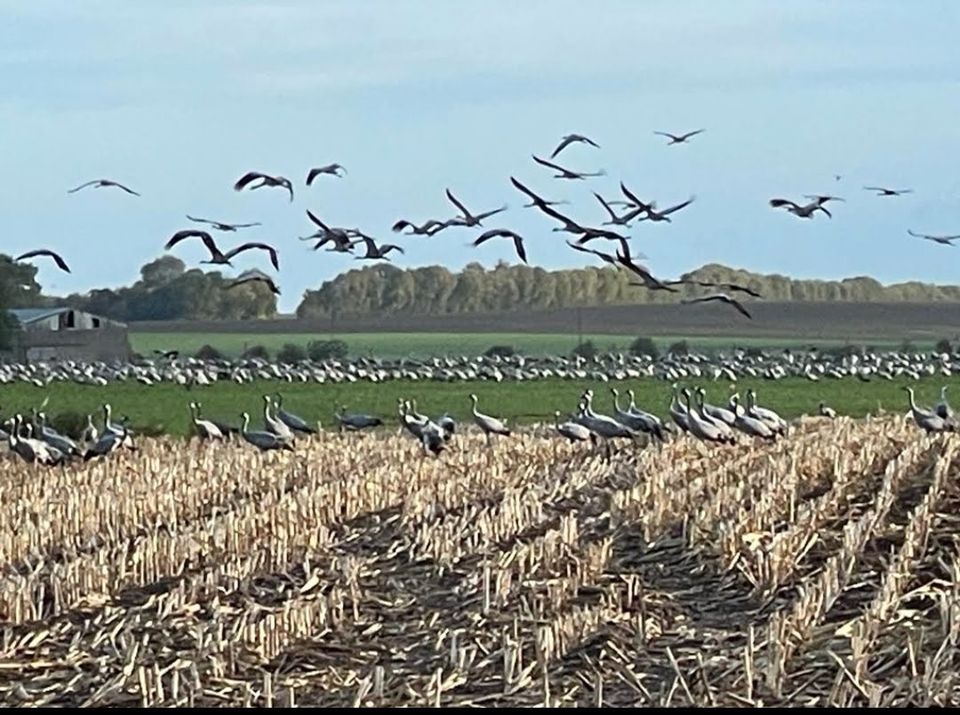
[0,416,957,706]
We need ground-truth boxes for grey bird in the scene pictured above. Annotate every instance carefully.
[549,133,600,159]
[444,189,507,227]
[681,293,753,319]
[68,179,140,196]
[472,228,527,264]
[653,129,705,145]
[234,171,294,201]
[186,215,261,232]
[532,154,606,180]
[15,249,71,273]
[165,230,280,270]
[306,164,347,184]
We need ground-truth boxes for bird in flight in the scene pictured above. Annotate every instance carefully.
[165,230,280,270]
[532,154,606,180]
[306,164,347,184]
[549,133,600,159]
[472,228,527,264]
[593,192,646,226]
[567,240,647,267]
[687,280,763,298]
[186,215,261,232]
[355,236,405,261]
[615,240,676,292]
[863,186,913,197]
[908,229,960,246]
[769,198,831,219]
[803,194,844,206]
[653,129,705,145]
[509,177,570,210]
[681,292,753,319]
[226,269,280,295]
[392,219,457,236]
[444,189,507,227]
[233,172,294,202]
[15,249,71,274]
[639,196,696,223]
[68,179,140,196]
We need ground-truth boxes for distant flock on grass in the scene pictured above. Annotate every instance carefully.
[4,380,955,467]
[1,344,959,389]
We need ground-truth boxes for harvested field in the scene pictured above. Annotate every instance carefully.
[0,418,958,706]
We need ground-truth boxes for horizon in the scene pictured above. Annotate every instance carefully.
[4,1,960,312]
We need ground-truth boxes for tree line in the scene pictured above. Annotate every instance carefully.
[2,253,960,332]
[295,260,960,319]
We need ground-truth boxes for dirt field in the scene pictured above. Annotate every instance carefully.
[0,417,958,706]
[130,301,960,342]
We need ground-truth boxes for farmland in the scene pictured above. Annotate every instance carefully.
[0,416,958,706]
[3,376,959,438]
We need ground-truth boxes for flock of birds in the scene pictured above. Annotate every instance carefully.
[5,377,954,467]
[12,129,952,319]
[2,347,959,389]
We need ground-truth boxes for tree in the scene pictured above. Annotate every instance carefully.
[572,341,598,359]
[277,343,307,364]
[935,338,953,355]
[667,340,689,356]
[195,344,224,361]
[484,345,516,358]
[629,336,659,359]
[242,344,271,360]
[307,339,348,361]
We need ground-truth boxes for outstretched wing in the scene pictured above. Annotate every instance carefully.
[15,249,71,273]
[234,172,266,191]
[444,189,471,218]
[225,242,280,270]
[549,135,576,159]
[67,180,99,193]
[531,154,570,174]
[165,229,218,254]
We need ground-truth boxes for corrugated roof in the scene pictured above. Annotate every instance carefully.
[8,307,71,324]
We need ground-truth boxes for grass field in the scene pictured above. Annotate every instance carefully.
[7,375,955,437]
[129,331,925,360]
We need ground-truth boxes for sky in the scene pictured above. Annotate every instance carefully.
[2,0,959,312]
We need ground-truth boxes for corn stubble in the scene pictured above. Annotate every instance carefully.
[0,415,957,707]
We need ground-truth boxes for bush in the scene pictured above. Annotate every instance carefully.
[483,345,516,358]
[571,340,598,360]
[629,336,659,359]
[935,338,953,355]
[242,344,271,360]
[194,344,224,361]
[307,339,349,361]
[277,343,308,364]
[667,340,689,356]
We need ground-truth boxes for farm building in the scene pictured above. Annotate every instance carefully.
[4,306,131,362]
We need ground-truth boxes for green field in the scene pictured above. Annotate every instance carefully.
[4,375,952,438]
[129,332,925,360]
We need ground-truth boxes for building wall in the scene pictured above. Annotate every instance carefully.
[15,327,132,362]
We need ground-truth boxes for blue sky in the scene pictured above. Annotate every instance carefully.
[2,0,959,312]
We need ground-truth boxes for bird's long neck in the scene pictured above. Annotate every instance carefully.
[242,414,250,434]
[906,388,918,411]
[470,397,479,416]
[611,389,622,412]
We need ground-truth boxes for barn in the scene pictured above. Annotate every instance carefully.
[5,307,132,362]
